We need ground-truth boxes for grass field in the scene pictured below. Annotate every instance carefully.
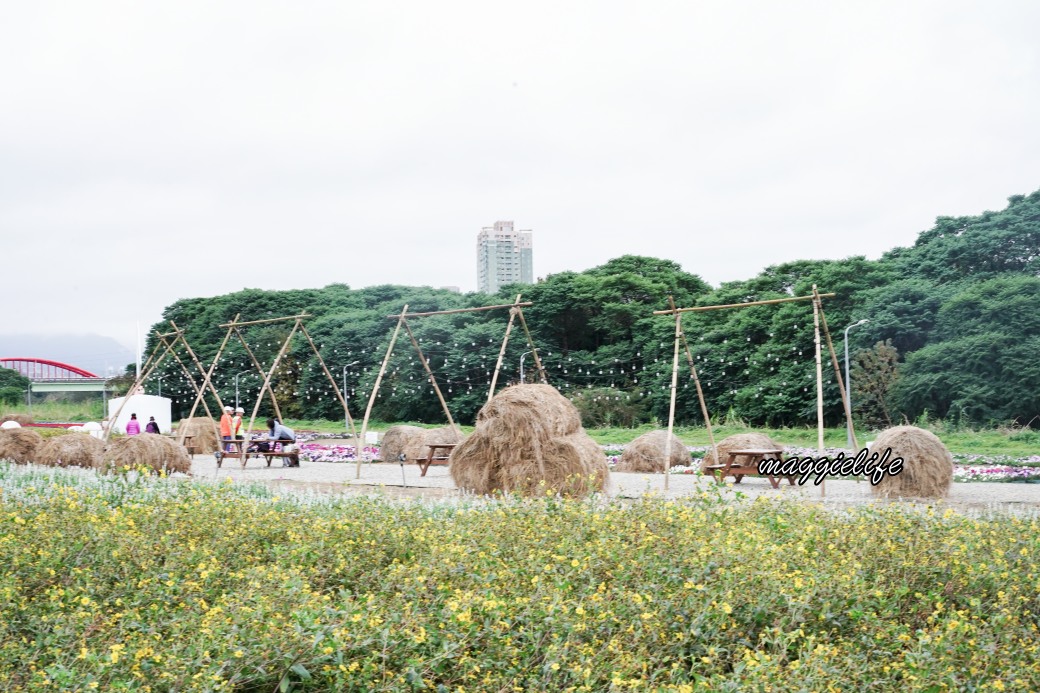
[1,463,1038,691]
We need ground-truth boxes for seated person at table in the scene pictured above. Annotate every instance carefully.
[266,418,299,467]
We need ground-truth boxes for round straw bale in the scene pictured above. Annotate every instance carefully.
[616,430,689,473]
[101,433,192,475]
[0,414,33,426]
[868,425,953,499]
[176,417,220,454]
[449,384,608,498]
[0,428,44,464]
[699,432,783,473]
[377,425,426,462]
[35,433,105,469]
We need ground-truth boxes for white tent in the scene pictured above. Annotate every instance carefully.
[107,394,172,434]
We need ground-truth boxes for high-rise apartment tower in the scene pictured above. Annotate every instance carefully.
[476,221,533,294]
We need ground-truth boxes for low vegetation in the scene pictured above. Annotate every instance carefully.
[1,464,1038,690]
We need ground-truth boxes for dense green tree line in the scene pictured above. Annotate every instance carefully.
[143,189,1040,429]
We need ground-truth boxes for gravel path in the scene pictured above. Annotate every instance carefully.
[190,455,1040,513]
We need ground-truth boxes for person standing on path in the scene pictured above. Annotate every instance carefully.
[125,413,141,436]
[220,406,234,452]
[145,416,160,434]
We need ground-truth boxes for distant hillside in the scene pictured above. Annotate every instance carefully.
[0,334,135,377]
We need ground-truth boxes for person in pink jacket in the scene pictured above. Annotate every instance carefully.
[125,413,141,436]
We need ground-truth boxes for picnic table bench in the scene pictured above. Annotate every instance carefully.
[703,448,794,489]
[414,443,457,477]
[215,439,299,469]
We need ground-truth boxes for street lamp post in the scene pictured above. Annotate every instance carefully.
[155,375,166,398]
[342,361,361,433]
[234,372,251,411]
[843,319,869,449]
[519,351,533,383]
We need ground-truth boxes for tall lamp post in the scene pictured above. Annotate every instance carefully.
[844,319,869,448]
[342,361,361,433]
[519,351,533,383]
[155,375,167,398]
[234,372,252,411]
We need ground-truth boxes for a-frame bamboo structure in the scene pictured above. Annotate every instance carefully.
[104,321,227,442]
[653,288,857,493]
[354,294,548,478]
[182,313,361,459]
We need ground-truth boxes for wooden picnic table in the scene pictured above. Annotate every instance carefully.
[703,448,794,489]
[417,443,457,476]
[215,439,299,469]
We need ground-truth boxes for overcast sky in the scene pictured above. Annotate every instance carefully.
[3,0,1038,357]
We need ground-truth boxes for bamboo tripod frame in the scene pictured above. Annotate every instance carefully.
[654,290,855,492]
[181,313,362,459]
[103,322,227,443]
[354,295,547,478]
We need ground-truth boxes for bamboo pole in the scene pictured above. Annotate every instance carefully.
[653,293,836,315]
[516,308,548,383]
[219,314,311,328]
[233,328,284,424]
[243,319,301,456]
[299,325,360,448]
[181,318,238,441]
[357,306,408,478]
[387,302,533,319]
[812,287,859,451]
[669,296,719,469]
[402,320,460,438]
[104,333,181,442]
[488,294,522,400]
[813,286,825,497]
[159,334,216,422]
[664,310,683,492]
[172,320,227,414]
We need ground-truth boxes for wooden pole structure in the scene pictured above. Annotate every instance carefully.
[158,333,216,421]
[181,318,238,441]
[388,303,532,319]
[669,296,719,469]
[654,293,836,315]
[812,287,859,451]
[813,286,825,497]
[219,314,311,328]
[488,294,522,401]
[243,318,302,450]
[402,320,460,437]
[515,308,548,383]
[233,328,284,423]
[299,325,360,449]
[663,310,683,492]
[104,332,181,442]
[357,305,408,479]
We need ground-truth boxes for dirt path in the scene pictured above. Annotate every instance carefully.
[190,456,1040,512]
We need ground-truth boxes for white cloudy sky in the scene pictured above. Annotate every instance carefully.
[2,0,1038,355]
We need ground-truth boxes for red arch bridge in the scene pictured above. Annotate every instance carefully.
[0,357,108,393]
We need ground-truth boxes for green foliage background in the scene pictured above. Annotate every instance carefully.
[142,190,1040,428]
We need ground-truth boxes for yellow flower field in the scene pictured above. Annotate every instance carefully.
[0,462,1038,691]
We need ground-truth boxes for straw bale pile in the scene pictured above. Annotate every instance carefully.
[699,432,783,473]
[869,425,953,499]
[35,433,104,469]
[176,417,220,454]
[0,428,43,464]
[616,430,689,473]
[379,425,465,463]
[450,384,608,498]
[0,414,33,426]
[101,433,192,475]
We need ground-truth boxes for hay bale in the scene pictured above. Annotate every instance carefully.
[450,384,608,498]
[377,425,425,462]
[176,417,220,454]
[869,425,953,499]
[102,433,192,475]
[0,428,43,464]
[0,414,33,426]
[378,425,465,463]
[35,433,105,469]
[699,432,783,473]
[616,430,689,473]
